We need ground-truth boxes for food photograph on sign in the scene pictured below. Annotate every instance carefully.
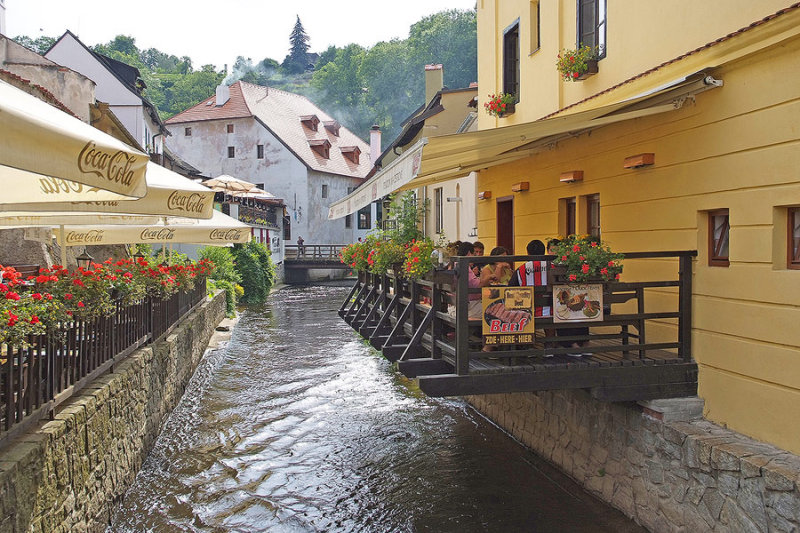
[552,284,604,323]
[482,287,534,345]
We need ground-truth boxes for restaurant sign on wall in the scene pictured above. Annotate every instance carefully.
[553,283,604,323]
[482,287,534,345]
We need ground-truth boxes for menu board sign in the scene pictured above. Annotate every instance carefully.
[481,286,535,346]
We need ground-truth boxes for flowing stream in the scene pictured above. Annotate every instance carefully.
[110,284,644,532]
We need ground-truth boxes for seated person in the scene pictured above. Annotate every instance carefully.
[508,239,551,318]
[480,246,513,286]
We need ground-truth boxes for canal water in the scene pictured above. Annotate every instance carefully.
[110,284,644,532]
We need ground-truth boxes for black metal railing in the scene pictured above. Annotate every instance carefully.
[0,279,207,446]
[341,251,696,375]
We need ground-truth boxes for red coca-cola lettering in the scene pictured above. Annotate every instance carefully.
[77,142,136,186]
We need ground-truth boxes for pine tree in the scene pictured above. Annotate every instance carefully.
[285,15,310,74]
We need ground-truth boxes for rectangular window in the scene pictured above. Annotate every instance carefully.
[586,194,600,238]
[566,197,577,236]
[503,20,520,100]
[184,127,192,137]
[789,207,800,269]
[434,187,444,234]
[357,206,371,230]
[257,145,264,159]
[578,0,607,57]
[708,209,730,267]
[345,214,352,229]
[227,124,234,133]
[530,1,540,53]
[227,146,235,158]
[322,184,328,199]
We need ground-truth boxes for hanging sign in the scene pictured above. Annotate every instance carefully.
[552,284,604,322]
[482,286,535,346]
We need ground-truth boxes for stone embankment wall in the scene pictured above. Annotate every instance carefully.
[467,391,800,532]
[0,291,226,533]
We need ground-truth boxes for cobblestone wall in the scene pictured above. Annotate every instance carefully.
[0,291,225,533]
[467,390,800,532]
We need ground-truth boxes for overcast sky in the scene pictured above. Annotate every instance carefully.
[6,0,477,69]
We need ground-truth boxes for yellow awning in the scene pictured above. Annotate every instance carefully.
[398,73,721,191]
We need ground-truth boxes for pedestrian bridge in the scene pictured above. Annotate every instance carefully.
[283,244,350,283]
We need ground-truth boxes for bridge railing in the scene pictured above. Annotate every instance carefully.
[285,244,347,261]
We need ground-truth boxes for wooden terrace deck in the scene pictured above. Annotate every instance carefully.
[339,251,698,400]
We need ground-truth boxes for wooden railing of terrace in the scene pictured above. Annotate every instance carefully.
[0,279,207,448]
[340,252,698,400]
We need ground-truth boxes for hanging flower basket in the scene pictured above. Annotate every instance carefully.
[556,46,600,82]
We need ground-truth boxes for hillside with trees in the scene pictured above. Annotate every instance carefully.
[13,8,476,143]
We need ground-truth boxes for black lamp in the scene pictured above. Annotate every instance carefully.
[76,249,93,270]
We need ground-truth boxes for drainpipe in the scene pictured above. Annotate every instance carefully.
[152,132,162,163]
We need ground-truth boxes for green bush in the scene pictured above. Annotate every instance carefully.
[207,278,236,316]
[198,246,241,285]
[232,241,275,305]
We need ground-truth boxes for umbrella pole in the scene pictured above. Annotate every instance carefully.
[59,225,67,267]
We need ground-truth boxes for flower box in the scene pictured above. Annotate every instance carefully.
[575,59,598,80]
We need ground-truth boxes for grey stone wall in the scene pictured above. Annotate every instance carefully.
[0,291,225,533]
[467,390,800,532]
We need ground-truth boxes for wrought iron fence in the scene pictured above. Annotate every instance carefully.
[0,279,207,446]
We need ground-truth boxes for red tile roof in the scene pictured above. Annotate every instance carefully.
[167,81,371,178]
[0,68,79,119]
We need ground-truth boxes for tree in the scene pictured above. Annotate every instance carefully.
[408,9,477,91]
[283,15,310,74]
[12,35,56,54]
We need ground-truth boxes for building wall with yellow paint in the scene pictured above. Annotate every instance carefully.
[474,2,800,452]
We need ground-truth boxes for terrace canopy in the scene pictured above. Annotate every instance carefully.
[0,80,149,198]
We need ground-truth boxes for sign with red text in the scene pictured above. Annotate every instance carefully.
[482,286,534,345]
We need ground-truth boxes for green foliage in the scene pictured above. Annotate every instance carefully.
[208,279,237,317]
[386,192,428,244]
[231,241,275,305]
[198,246,241,284]
[283,16,310,74]
[12,35,56,54]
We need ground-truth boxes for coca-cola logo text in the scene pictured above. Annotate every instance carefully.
[77,142,137,186]
[38,177,88,195]
[210,229,244,241]
[65,229,105,244]
[167,191,207,213]
[140,228,176,241]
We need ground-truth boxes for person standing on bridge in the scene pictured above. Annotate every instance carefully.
[297,236,305,256]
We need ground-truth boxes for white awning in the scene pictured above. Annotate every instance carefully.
[327,138,427,220]
[0,79,149,198]
[52,210,251,246]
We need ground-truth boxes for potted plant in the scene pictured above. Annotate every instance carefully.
[484,93,516,118]
[556,46,600,81]
[550,235,623,283]
[367,238,407,276]
[403,238,436,280]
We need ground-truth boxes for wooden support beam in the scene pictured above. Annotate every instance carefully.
[417,362,697,397]
[399,305,435,361]
[398,358,453,378]
[590,381,697,402]
[338,280,361,318]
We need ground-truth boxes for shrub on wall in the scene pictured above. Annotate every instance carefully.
[198,246,241,316]
[232,241,275,305]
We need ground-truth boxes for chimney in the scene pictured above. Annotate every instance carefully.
[216,84,230,107]
[369,125,381,165]
[424,64,444,104]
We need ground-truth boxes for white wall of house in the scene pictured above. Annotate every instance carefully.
[45,34,154,151]
[167,117,362,247]
[425,173,477,242]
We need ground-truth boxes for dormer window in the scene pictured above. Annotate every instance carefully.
[323,120,341,136]
[300,115,320,131]
[340,146,361,164]
[309,139,331,159]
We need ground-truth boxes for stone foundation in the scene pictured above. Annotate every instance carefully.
[467,390,800,532]
[0,291,226,533]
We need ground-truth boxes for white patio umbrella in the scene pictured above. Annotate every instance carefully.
[0,79,149,198]
[202,175,257,194]
[0,162,215,219]
[52,210,252,247]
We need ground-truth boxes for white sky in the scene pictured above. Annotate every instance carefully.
[5,0,477,69]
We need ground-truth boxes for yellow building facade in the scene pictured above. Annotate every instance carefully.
[474,1,800,453]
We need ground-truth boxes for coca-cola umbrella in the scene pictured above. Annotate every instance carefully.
[52,210,251,247]
[0,162,215,219]
[0,79,148,198]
